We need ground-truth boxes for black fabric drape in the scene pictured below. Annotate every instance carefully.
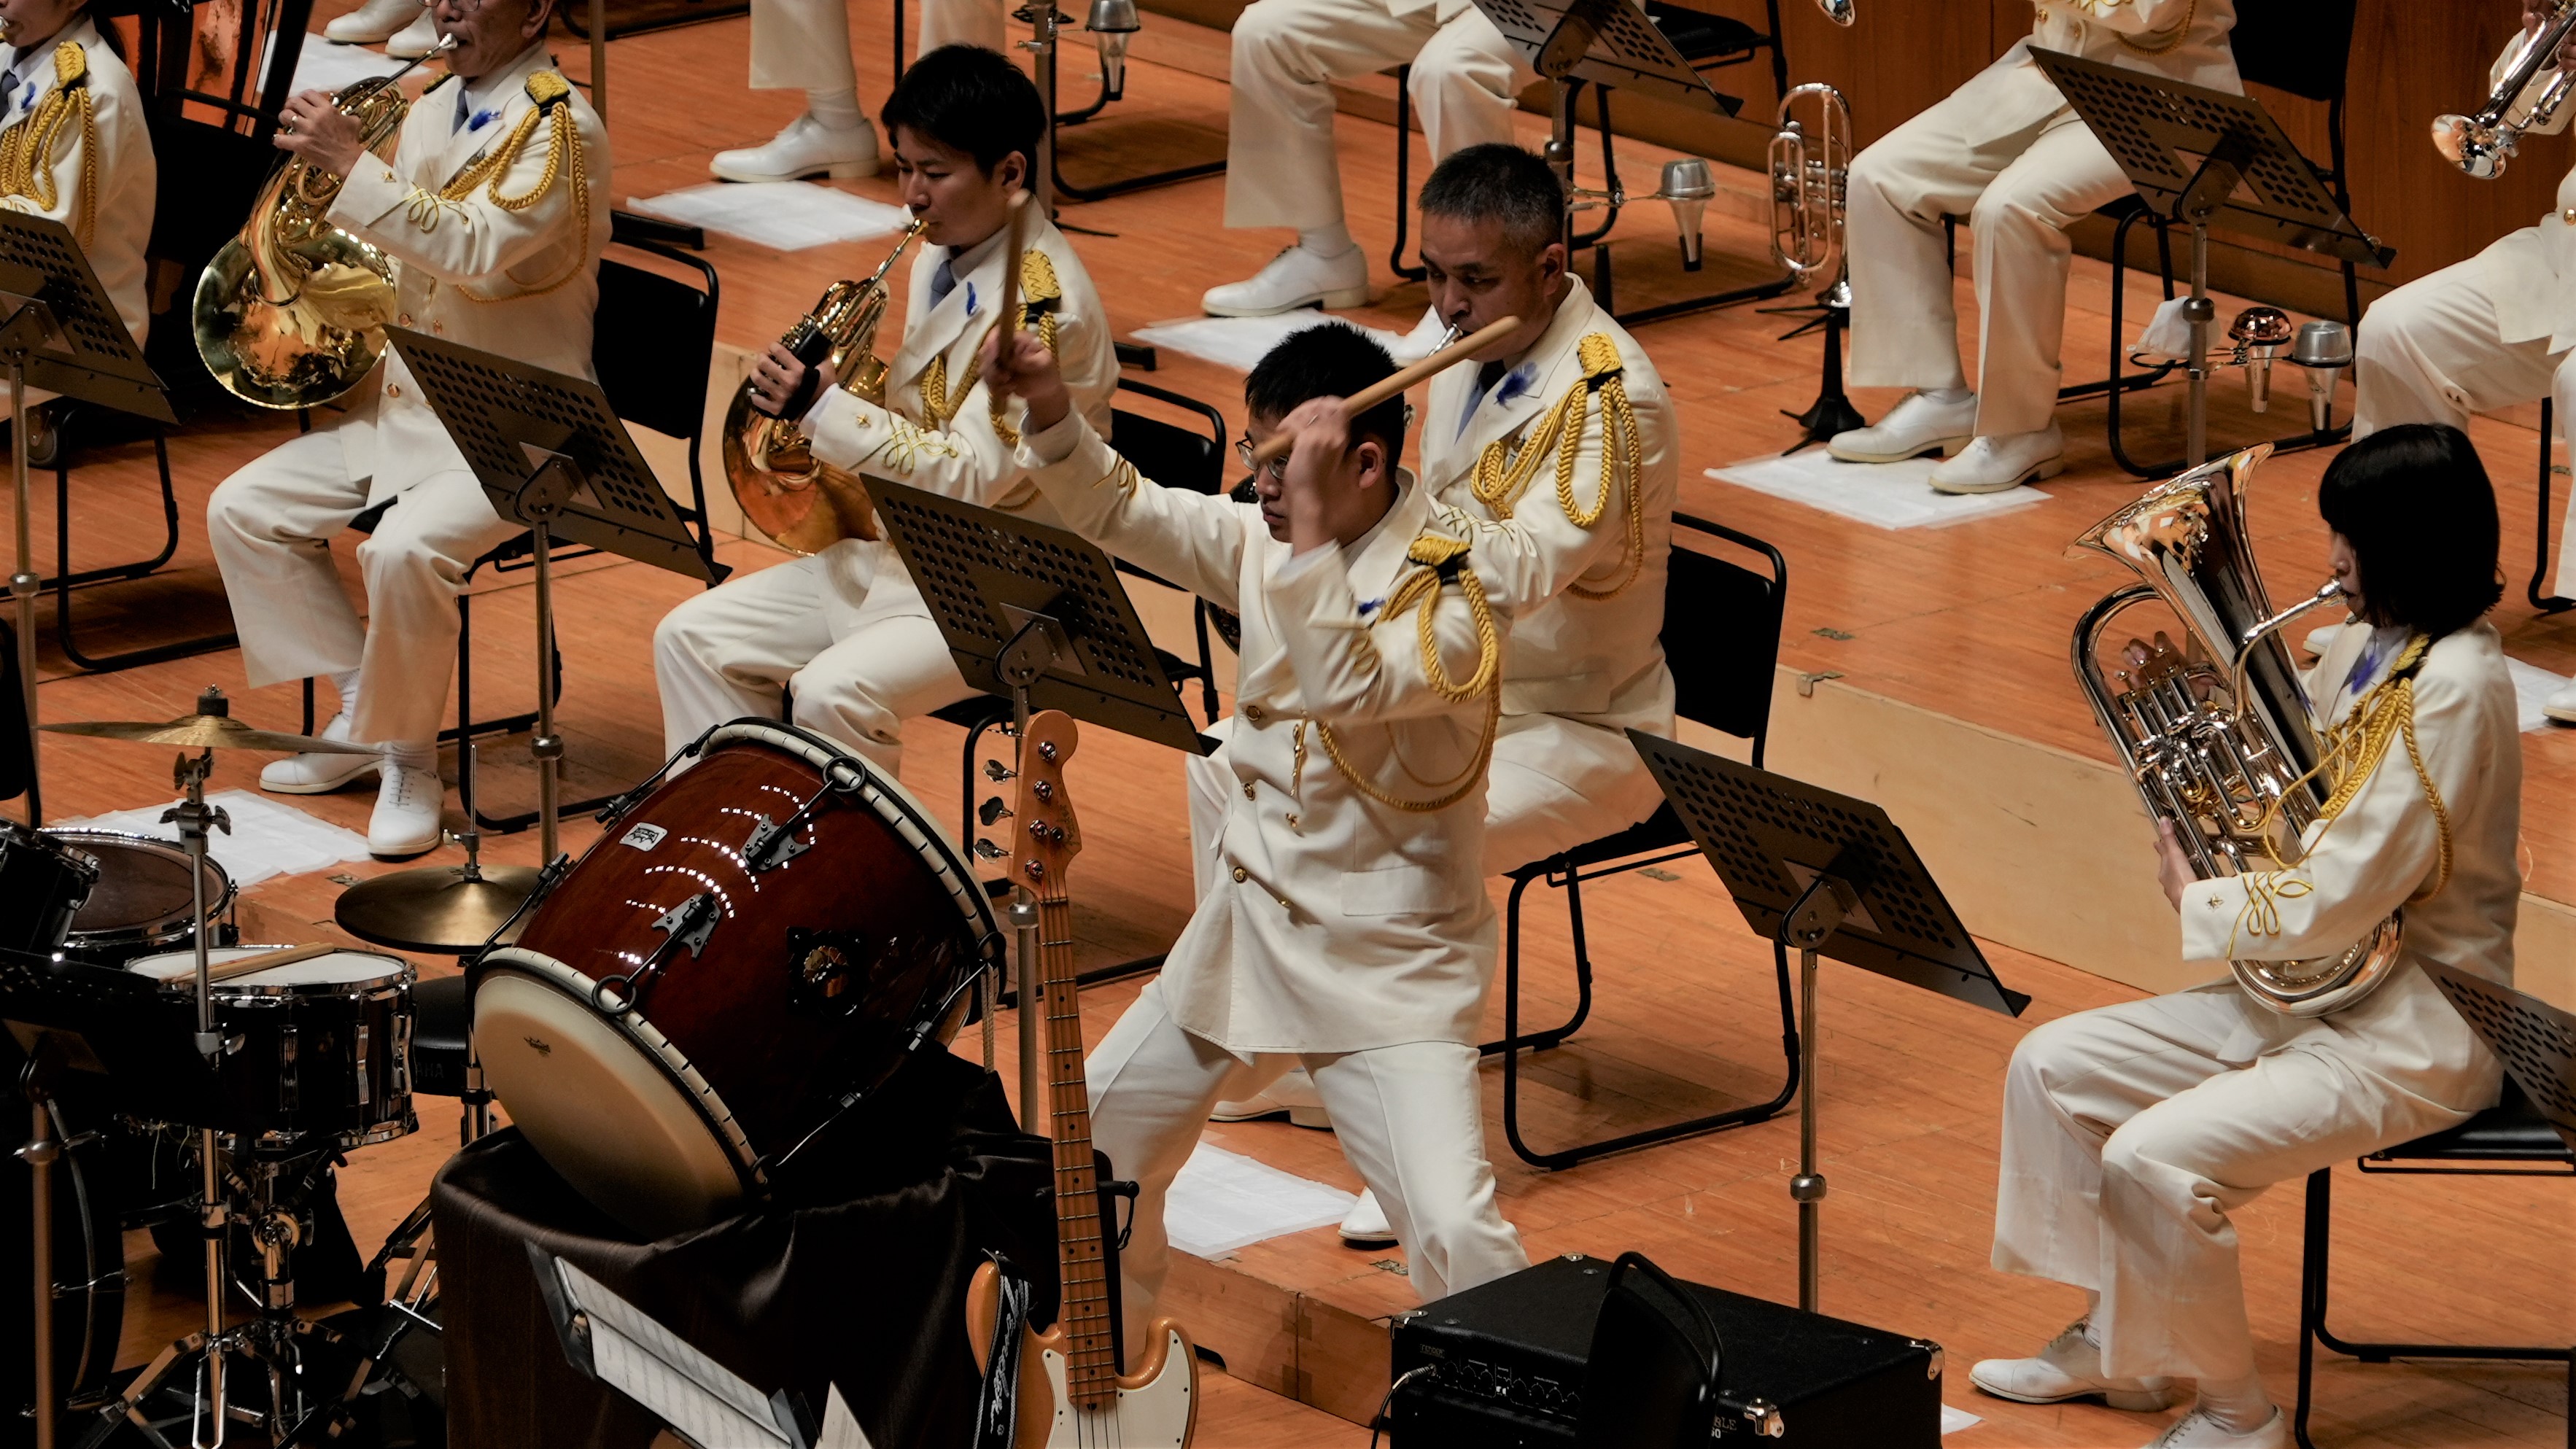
[434,1047,1055,1449]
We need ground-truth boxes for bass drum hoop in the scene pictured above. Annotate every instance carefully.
[697,719,1002,956]
[474,946,759,1222]
[49,830,237,955]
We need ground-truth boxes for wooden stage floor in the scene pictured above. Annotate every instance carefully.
[14,0,2572,1442]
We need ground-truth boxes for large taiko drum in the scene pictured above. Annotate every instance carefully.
[474,722,1000,1238]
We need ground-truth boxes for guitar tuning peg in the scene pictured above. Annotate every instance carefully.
[978,796,1014,827]
[973,839,1008,861]
[984,759,1018,782]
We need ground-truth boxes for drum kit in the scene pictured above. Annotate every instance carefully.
[6,694,1002,1444]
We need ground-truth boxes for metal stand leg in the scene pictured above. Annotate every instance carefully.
[11,360,40,825]
[529,530,561,867]
[1791,946,1823,1313]
[20,1091,58,1449]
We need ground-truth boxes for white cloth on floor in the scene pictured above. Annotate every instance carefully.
[50,790,371,888]
[1222,0,1533,233]
[1130,313,1404,373]
[624,182,913,251]
[1087,979,1526,1351]
[1707,454,2050,529]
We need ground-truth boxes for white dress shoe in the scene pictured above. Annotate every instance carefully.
[1826,389,1978,464]
[258,711,379,796]
[1930,424,2065,495]
[2543,677,2576,724]
[384,10,441,57]
[1338,1188,1396,1248]
[1388,308,1452,364]
[367,748,444,861]
[1968,1318,2177,1413]
[1210,1066,1332,1130]
[1200,244,1369,318]
[2143,1407,2286,1449]
[325,0,420,44]
[710,115,880,183]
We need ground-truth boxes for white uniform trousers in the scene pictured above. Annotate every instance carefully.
[747,0,857,91]
[651,541,977,774]
[206,428,518,747]
[1993,969,2499,1382]
[2351,246,2576,594]
[1225,0,1534,231]
[916,0,1006,54]
[1186,710,1660,896]
[1087,979,1529,1351]
[1844,90,2129,438]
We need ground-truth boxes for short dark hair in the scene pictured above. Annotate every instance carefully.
[880,45,1044,178]
[1419,143,1564,256]
[1245,324,1405,475]
[2319,423,2502,640]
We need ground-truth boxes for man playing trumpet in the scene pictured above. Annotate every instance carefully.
[208,0,608,858]
[653,44,1117,774]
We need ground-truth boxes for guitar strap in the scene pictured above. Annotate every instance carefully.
[970,1251,1034,1449]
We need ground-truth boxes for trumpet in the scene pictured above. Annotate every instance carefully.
[2433,2,2576,179]
[1771,82,1853,299]
[722,219,928,554]
[192,36,457,410]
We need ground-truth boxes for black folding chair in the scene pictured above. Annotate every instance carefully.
[1491,511,1799,1170]
[2294,1079,2575,1449]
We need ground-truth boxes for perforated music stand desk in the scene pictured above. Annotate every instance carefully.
[869,476,1207,1130]
[385,327,715,867]
[2421,960,2576,1156]
[1629,730,2026,1313]
[0,210,175,827]
[2027,47,2391,468]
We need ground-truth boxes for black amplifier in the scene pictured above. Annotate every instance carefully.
[1386,1254,1944,1447]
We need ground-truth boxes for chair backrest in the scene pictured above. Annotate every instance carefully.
[1662,512,1785,764]
[1109,376,1228,497]
[594,244,720,446]
[2230,0,2356,104]
[1574,1253,1723,1449]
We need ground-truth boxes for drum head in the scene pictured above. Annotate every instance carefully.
[48,832,230,940]
[474,959,748,1240]
[130,945,411,993]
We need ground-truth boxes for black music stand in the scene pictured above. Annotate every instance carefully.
[1469,0,1783,326]
[2421,961,2576,1156]
[2027,48,2392,473]
[1629,732,2026,1313]
[0,211,176,827]
[376,328,715,887]
[869,478,1209,1129]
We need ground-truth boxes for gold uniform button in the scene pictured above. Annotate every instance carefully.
[1231,866,1249,883]
[432,320,446,335]
[1243,782,1256,800]
[1284,812,1300,828]
[384,383,400,398]
[397,313,413,327]
[1244,704,1266,723]
[2562,208,2576,224]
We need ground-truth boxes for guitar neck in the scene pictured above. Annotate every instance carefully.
[1036,893,1117,1406]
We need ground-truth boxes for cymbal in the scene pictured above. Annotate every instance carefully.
[335,864,542,955]
[44,714,384,755]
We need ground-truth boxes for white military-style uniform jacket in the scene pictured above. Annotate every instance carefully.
[0,18,152,347]
[324,42,610,508]
[2469,35,2576,354]
[794,212,1117,634]
[1418,282,1675,739]
[1020,411,1503,1055]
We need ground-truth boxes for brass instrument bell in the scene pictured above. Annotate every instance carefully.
[2434,0,2576,179]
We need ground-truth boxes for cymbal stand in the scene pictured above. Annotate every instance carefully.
[18,1051,63,1448]
[1,292,60,825]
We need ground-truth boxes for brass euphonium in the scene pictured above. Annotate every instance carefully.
[723,218,928,554]
[192,36,456,410]
[2069,445,2405,1017]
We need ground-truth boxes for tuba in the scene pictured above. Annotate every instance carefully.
[2433,1,2576,179]
[2069,446,2405,1017]
[722,218,927,554]
[193,37,454,410]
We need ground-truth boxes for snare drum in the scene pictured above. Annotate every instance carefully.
[476,722,998,1237]
[49,831,236,968]
[0,821,98,955]
[128,947,418,1151]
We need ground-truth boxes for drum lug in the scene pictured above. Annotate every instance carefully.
[740,813,813,875]
[654,892,722,959]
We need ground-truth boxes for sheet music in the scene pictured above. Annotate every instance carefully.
[818,1387,876,1449]
[552,1258,796,1448]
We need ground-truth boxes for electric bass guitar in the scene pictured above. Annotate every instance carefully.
[965,710,1198,1447]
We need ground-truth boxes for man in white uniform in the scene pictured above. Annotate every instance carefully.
[2351,3,2576,715]
[1974,425,2518,1449]
[1826,0,2239,494]
[1212,144,1675,1243]
[0,0,154,459]
[654,46,1117,774]
[208,0,610,858]
[1197,0,1535,351]
[987,319,1532,1350]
